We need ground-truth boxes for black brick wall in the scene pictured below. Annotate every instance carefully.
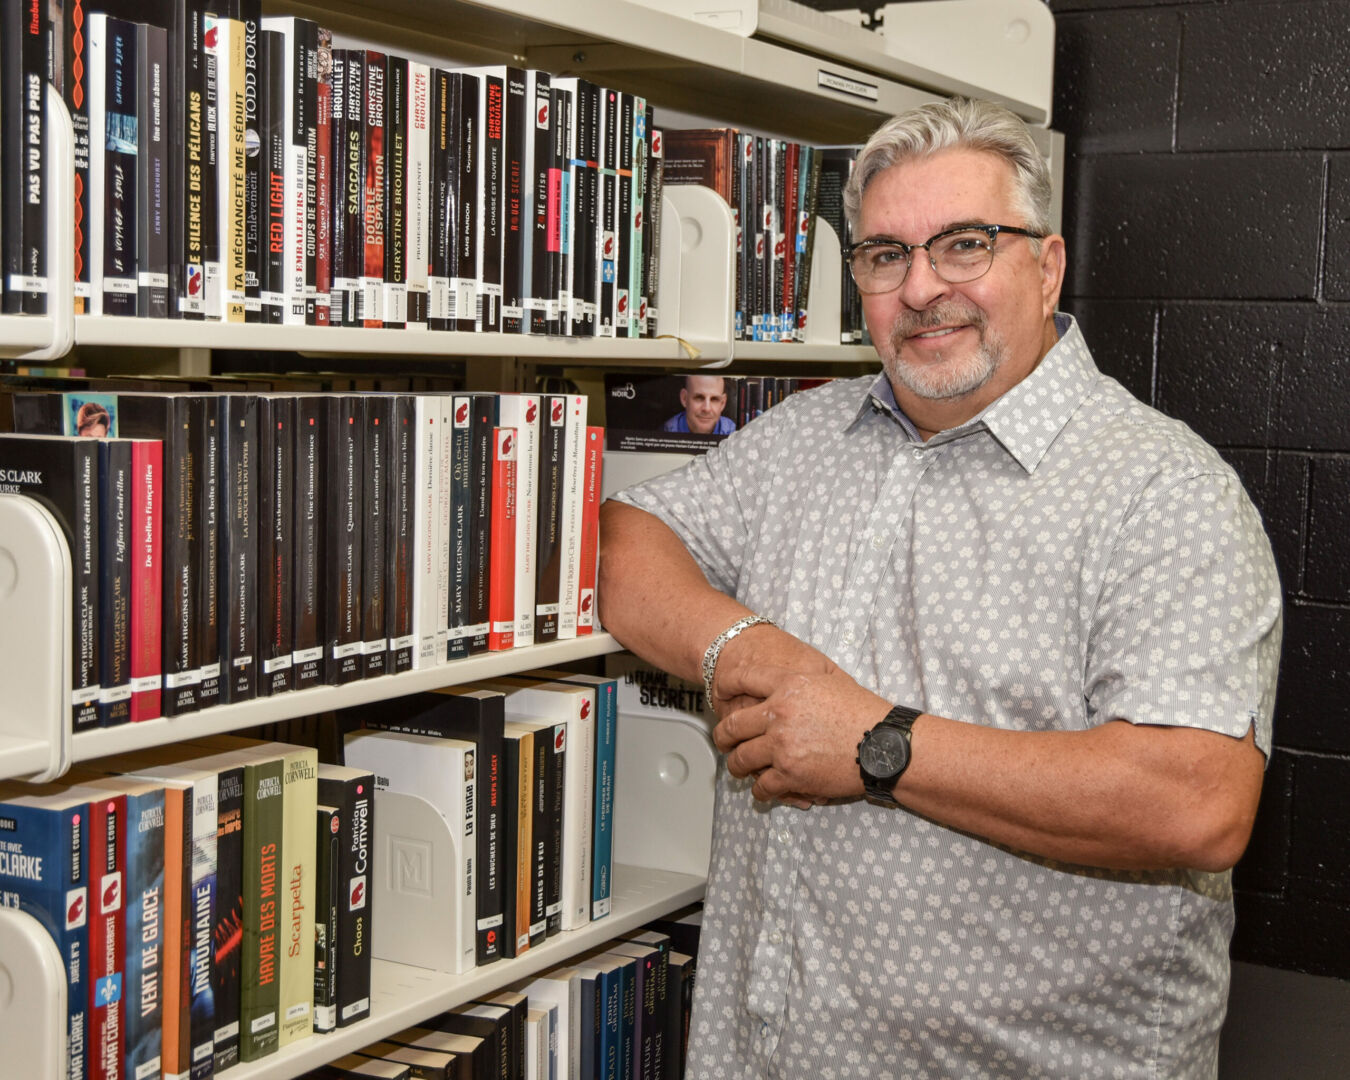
[1051,0,1350,978]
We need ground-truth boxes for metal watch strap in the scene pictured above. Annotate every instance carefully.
[859,704,922,806]
[701,614,775,711]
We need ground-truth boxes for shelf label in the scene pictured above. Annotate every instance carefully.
[817,69,878,101]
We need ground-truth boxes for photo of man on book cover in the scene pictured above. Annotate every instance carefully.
[603,372,737,454]
[662,374,736,435]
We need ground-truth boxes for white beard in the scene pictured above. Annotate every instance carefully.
[883,303,1006,401]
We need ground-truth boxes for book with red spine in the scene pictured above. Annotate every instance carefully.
[88,790,128,1080]
[489,426,518,651]
[361,51,387,328]
[129,438,164,720]
[576,426,604,635]
[314,28,333,326]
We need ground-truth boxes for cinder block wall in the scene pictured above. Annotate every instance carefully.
[1049,0,1349,978]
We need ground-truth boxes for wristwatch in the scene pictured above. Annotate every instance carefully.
[856,705,921,807]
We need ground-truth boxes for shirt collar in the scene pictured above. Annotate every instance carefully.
[847,314,1101,474]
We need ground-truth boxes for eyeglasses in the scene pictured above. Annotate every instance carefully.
[843,224,1044,294]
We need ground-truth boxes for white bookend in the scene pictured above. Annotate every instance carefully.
[343,729,477,975]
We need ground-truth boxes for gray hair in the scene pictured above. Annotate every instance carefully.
[842,97,1052,243]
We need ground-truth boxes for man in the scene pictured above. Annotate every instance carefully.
[662,374,737,434]
[599,97,1281,1078]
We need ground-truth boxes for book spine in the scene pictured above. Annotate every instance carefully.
[547,85,569,336]
[454,72,478,333]
[171,0,208,319]
[154,398,198,716]
[220,395,259,703]
[241,15,263,322]
[66,0,92,312]
[437,396,456,662]
[101,17,139,317]
[216,17,248,322]
[591,679,617,919]
[475,71,505,332]
[318,772,372,1027]
[15,0,47,313]
[201,15,224,320]
[597,87,618,338]
[187,775,217,1080]
[97,441,133,727]
[267,18,304,325]
[542,722,565,938]
[134,25,157,317]
[385,395,416,675]
[576,426,604,633]
[533,394,565,643]
[426,68,453,332]
[613,92,634,337]
[240,759,283,1061]
[527,72,552,335]
[340,51,364,326]
[312,805,339,1033]
[212,767,244,1071]
[556,394,588,639]
[129,440,163,721]
[325,48,348,326]
[643,121,663,336]
[325,395,364,685]
[361,395,391,678]
[160,786,190,1080]
[68,439,101,731]
[195,398,221,711]
[89,793,127,1080]
[292,395,325,690]
[313,28,333,326]
[501,68,527,334]
[279,749,318,1046]
[488,427,517,650]
[447,394,472,661]
[506,730,533,957]
[410,396,441,669]
[628,96,647,338]
[575,82,600,336]
[406,62,431,327]
[261,30,286,324]
[467,394,496,654]
[383,56,408,329]
[361,51,387,328]
[258,396,295,695]
[499,395,539,646]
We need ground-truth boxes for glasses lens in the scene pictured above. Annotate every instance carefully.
[932,230,996,283]
[850,244,909,294]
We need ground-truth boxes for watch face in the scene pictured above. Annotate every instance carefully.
[860,726,910,778]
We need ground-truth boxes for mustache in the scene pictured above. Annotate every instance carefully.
[891,302,988,343]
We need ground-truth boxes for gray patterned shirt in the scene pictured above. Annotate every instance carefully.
[614,316,1282,1079]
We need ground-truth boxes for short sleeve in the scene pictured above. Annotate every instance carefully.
[610,407,785,598]
[1085,467,1283,758]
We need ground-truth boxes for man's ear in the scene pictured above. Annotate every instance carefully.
[679,389,690,409]
[1039,234,1067,317]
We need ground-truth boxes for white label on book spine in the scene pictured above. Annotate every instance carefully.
[332,642,360,660]
[817,69,878,101]
[72,685,101,705]
[358,278,383,322]
[545,901,562,917]
[263,654,293,674]
[75,281,93,299]
[135,1057,161,1080]
[389,634,416,651]
[592,897,611,919]
[200,662,221,680]
[130,675,161,692]
[428,276,450,318]
[491,620,515,633]
[232,654,252,668]
[384,283,407,323]
[340,998,370,1021]
[8,274,48,293]
[99,684,133,705]
[461,621,489,639]
[360,638,388,655]
[293,646,323,664]
[104,276,138,294]
[137,272,170,289]
[214,1021,239,1040]
[163,670,197,689]
[250,1012,276,1034]
[285,1001,310,1021]
[314,1004,336,1030]
[536,603,559,616]
[477,913,504,930]
[503,305,524,321]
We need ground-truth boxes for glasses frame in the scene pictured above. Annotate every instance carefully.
[843,224,1046,294]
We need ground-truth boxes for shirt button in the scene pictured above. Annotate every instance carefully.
[911,447,924,461]
[770,930,783,945]
[871,534,885,550]
[778,830,791,844]
[842,630,856,646]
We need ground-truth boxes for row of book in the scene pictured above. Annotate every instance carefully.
[5,1,667,340]
[1,383,603,729]
[662,131,867,345]
[0,735,370,1079]
[305,918,699,1080]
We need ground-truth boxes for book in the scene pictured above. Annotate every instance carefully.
[556,394,588,639]
[260,28,287,324]
[218,394,259,703]
[525,1008,550,1080]
[446,394,472,661]
[532,394,565,643]
[313,803,339,1033]
[314,27,333,326]
[384,394,417,675]
[405,62,431,328]
[358,1041,461,1080]
[280,746,320,1047]
[475,989,528,1080]
[89,13,139,317]
[411,394,443,669]
[88,786,129,1080]
[316,763,374,1028]
[546,83,570,336]
[573,953,625,1080]
[484,676,593,933]
[169,0,210,319]
[454,72,480,334]
[208,14,248,322]
[193,397,221,712]
[0,433,101,730]
[1,0,49,314]
[592,948,637,1080]
[209,761,245,1072]
[60,0,93,313]
[137,22,171,319]
[500,67,528,335]
[361,393,391,678]
[499,723,533,959]
[488,426,518,651]
[325,395,364,686]
[643,122,664,336]
[666,950,694,1080]
[319,1053,412,1080]
[292,395,326,690]
[128,437,164,722]
[520,966,580,1080]
[496,394,540,647]
[257,395,295,696]
[426,68,458,332]
[576,426,604,634]
[0,783,92,1080]
[628,96,648,338]
[385,1026,482,1080]
[361,51,387,328]
[96,439,134,727]
[462,67,506,332]
[507,717,564,943]
[331,48,364,327]
[607,938,664,1080]
[238,751,283,1060]
[343,728,476,975]
[551,77,599,336]
[436,1003,510,1080]
[383,55,408,329]
[523,70,552,336]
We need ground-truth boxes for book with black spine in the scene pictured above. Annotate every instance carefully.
[552,77,598,336]
[60,0,93,313]
[643,118,663,337]
[1,0,48,313]
[462,67,505,333]
[360,51,387,328]
[325,394,364,685]
[360,393,391,679]
[532,393,566,643]
[260,28,286,323]
[446,394,472,661]
[314,26,333,325]
[170,0,209,318]
[195,396,222,711]
[89,13,139,317]
[427,68,457,332]
[628,96,647,339]
[291,394,326,690]
[219,393,259,703]
[337,49,365,327]
[383,55,409,329]
[211,761,246,1071]
[454,72,479,334]
[612,91,634,338]
[467,393,498,655]
[523,70,552,335]
[546,83,570,336]
[313,802,340,1034]
[137,22,171,318]
[96,438,132,727]
[384,394,416,675]
[302,27,322,326]
[500,67,528,334]
[0,433,100,729]
[406,61,431,328]
[240,8,263,322]
[316,763,374,1028]
[326,48,351,326]
[596,87,619,338]
[258,394,295,695]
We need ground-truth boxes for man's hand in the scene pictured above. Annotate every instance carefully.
[713,663,893,805]
[709,624,834,718]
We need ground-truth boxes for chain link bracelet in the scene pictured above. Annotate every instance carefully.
[701,614,775,713]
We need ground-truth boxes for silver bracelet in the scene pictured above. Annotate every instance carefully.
[702,614,775,712]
